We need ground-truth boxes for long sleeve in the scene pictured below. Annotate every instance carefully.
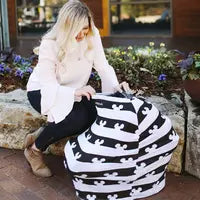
[36,39,75,124]
[92,28,119,93]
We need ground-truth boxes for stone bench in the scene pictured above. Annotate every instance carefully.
[0,89,185,174]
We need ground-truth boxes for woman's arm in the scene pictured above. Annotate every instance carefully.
[92,28,119,93]
[36,39,76,123]
[92,28,133,94]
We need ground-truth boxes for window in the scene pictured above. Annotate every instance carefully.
[16,0,66,37]
[110,0,171,36]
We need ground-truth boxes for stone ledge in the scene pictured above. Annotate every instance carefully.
[0,89,185,173]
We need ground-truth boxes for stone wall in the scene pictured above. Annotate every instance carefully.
[185,93,200,179]
[0,89,185,174]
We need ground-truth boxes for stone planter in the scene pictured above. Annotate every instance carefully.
[0,89,185,174]
[183,79,200,103]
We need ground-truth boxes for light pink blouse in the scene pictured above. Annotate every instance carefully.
[27,28,119,124]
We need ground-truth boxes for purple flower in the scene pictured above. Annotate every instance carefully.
[0,64,4,73]
[26,67,33,73]
[15,69,24,78]
[21,58,25,64]
[0,55,7,62]
[90,72,95,78]
[5,66,11,73]
[14,55,21,63]
[24,58,32,66]
[178,57,193,69]
[158,74,167,81]
[29,55,35,61]
[21,58,30,65]
[29,54,38,62]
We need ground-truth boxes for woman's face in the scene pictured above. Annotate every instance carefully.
[76,23,89,42]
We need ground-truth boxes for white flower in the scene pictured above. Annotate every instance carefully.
[136,48,149,56]
[149,42,155,47]
[160,42,165,47]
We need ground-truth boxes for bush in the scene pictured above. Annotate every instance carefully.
[0,43,181,95]
[0,48,37,90]
[103,42,179,88]
[177,51,200,80]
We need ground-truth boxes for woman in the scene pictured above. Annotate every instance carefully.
[24,0,132,178]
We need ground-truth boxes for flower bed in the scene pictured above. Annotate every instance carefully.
[0,48,37,92]
[177,51,200,102]
[103,42,183,96]
[178,51,200,80]
[0,42,183,97]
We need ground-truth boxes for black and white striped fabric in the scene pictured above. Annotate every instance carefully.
[64,92,179,200]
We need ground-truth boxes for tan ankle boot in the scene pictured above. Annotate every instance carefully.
[24,127,45,148]
[24,147,52,177]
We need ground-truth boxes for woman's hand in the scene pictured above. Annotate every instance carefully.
[75,85,96,101]
[114,81,133,94]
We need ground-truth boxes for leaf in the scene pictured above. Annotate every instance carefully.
[140,67,151,73]
[182,74,188,80]
[195,61,200,68]
[188,73,200,80]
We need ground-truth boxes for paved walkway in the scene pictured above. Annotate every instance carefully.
[0,148,200,200]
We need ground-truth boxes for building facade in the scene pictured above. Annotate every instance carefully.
[5,0,200,42]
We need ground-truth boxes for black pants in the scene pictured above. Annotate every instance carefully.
[27,90,97,151]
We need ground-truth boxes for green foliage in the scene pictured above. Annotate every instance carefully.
[1,43,180,94]
[178,52,200,80]
[0,50,37,85]
[104,42,178,89]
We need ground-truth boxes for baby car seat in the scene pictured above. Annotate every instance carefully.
[64,92,179,200]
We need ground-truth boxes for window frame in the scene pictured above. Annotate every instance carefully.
[109,0,173,37]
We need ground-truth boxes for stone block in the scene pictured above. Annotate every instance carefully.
[185,93,200,179]
[0,89,70,156]
[0,90,185,173]
[0,89,46,150]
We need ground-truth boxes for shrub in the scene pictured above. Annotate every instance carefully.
[0,48,37,87]
[103,42,179,91]
[177,51,200,80]
[1,43,181,95]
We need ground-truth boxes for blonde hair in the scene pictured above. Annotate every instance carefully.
[40,0,95,62]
